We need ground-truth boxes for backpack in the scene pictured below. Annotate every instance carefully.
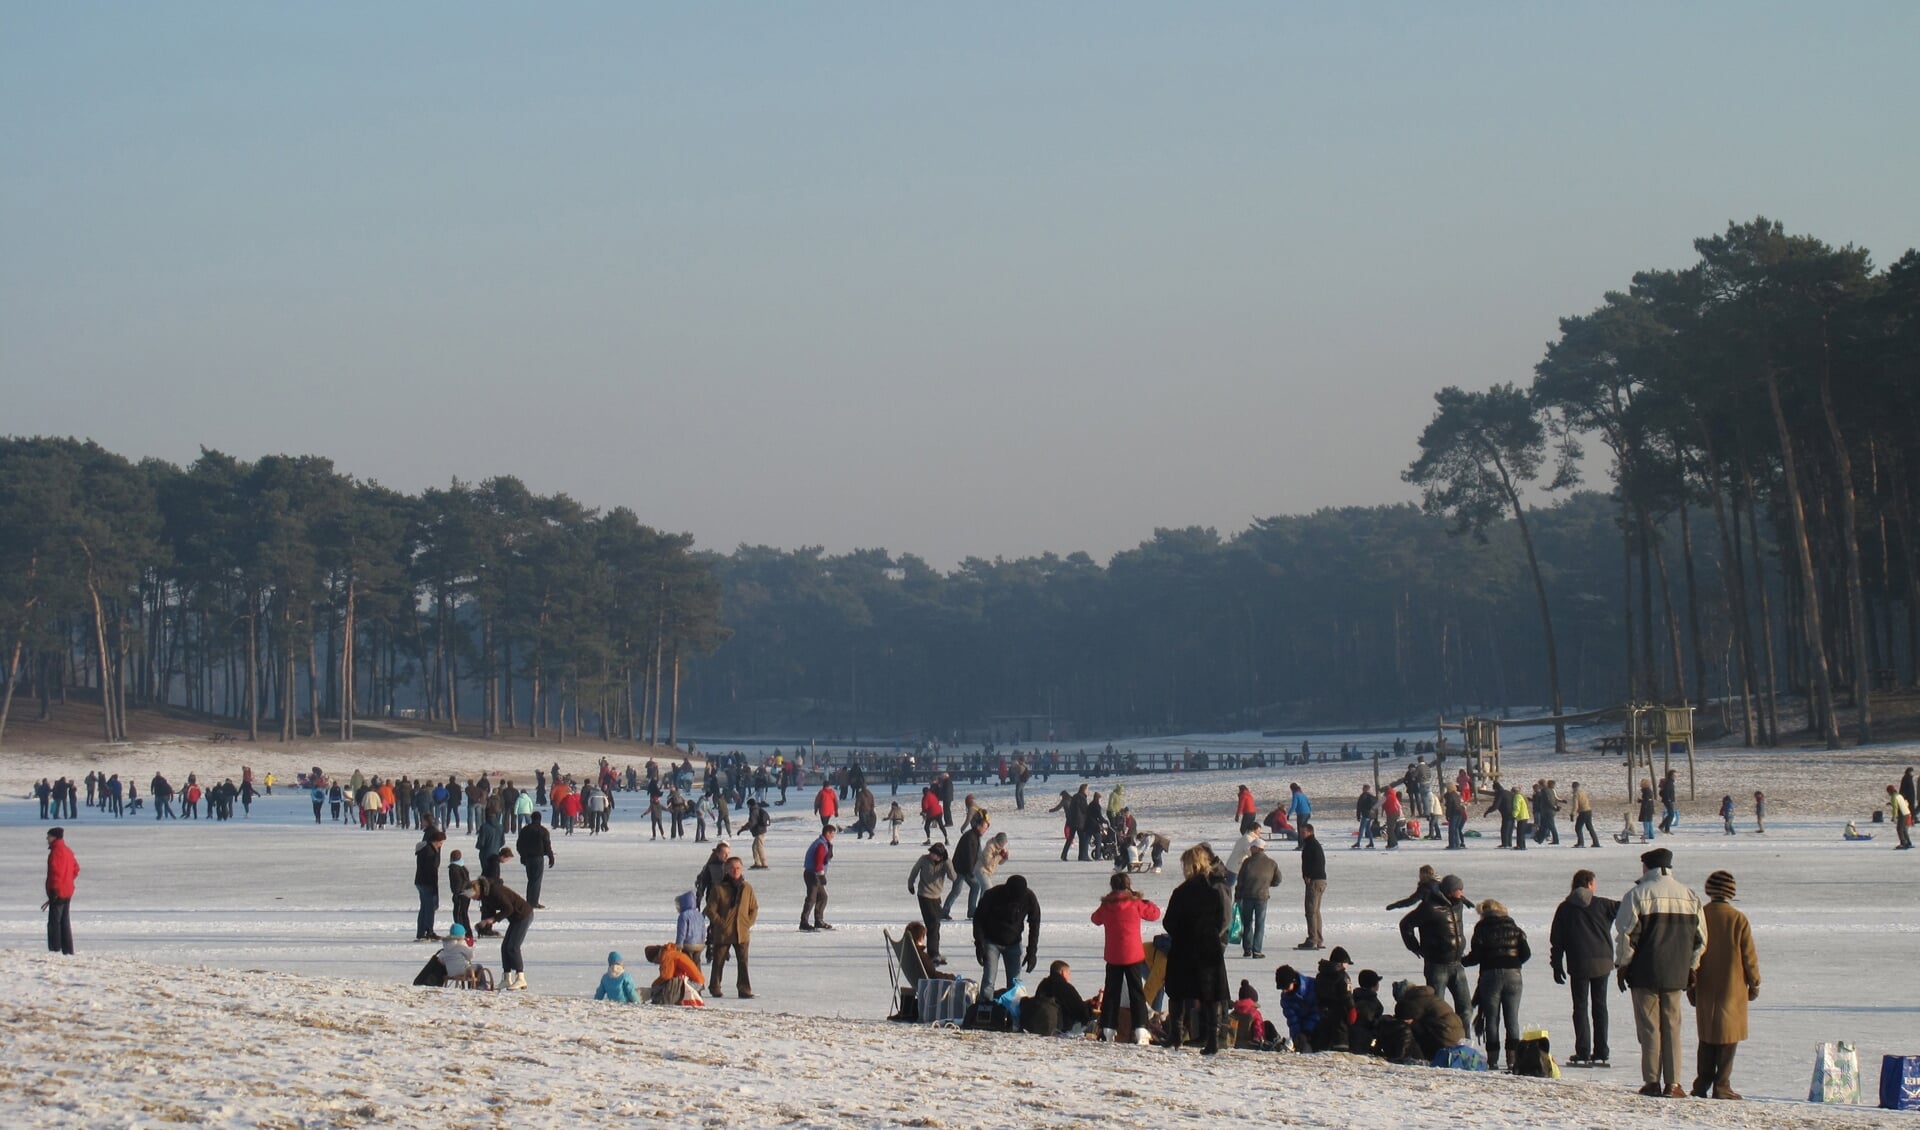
[1511,1033,1560,1078]
[1021,996,1062,1037]
[962,1000,1013,1032]
[1373,1021,1418,1063]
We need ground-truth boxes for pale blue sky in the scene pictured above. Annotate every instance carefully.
[3,3,1915,566]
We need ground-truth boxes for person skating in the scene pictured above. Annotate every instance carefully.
[799,825,836,931]
[1385,864,1440,911]
[908,842,957,964]
[1550,868,1619,1067]
[515,813,555,908]
[1690,870,1759,1100]
[43,827,78,955]
[945,811,988,920]
[1887,785,1914,849]
[746,799,771,868]
[1570,781,1599,847]
[1614,847,1706,1098]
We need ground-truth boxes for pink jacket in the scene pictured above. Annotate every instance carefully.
[1091,891,1162,965]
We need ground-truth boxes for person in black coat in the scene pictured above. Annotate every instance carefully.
[515,813,556,909]
[1163,843,1230,1054]
[1312,947,1354,1051]
[1350,968,1386,1055]
[972,875,1041,995]
[1031,960,1095,1031]
[413,828,444,941]
[470,876,535,990]
[1550,868,1620,1066]
[1461,897,1531,1069]
[1297,824,1327,950]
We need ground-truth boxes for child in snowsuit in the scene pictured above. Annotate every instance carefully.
[596,951,639,1002]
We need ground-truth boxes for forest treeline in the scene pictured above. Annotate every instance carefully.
[682,218,1920,747]
[4,218,1916,749]
[0,445,725,748]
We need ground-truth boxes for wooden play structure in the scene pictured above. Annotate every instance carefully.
[1623,703,1696,801]
[1434,715,1503,788]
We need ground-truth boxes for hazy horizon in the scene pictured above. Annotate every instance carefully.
[4,3,1915,568]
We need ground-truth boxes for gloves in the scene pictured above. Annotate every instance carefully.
[1747,986,1759,1002]
[1616,969,1629,992]
[1686,987,1696,1007]
[975,945,986,966]
[1552,967,1566,986]
[1024,950,1037,973]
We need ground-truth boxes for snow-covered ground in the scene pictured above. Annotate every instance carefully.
[6,723,1919,1125]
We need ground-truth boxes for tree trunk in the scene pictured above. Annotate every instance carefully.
[669,646,682,747]
[1739,462,1781,743]
[1765,371,1841,748]
[1647,516,1688,705]
[1677,494,1709,714]
[1506,491,1567,751]
[244,591,259,741]
[1817,336,1871,741]
[87,581,117,742]
[1621,496,1637,701]
[1701,453,1758,746]
[340,575,356,741]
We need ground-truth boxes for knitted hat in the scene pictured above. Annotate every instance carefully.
[1439,874,1464,897]
[1640,847,1673,872]
[1358,969,1382,989]
[1328,946,1352,965]
[449,924,467,937]
[608,951,623,966]
[1703,871,1736,901]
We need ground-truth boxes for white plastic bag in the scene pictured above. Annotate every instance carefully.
[1810,1041,1860,1104]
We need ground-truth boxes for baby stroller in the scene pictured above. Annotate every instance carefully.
[1088,817,1118,863]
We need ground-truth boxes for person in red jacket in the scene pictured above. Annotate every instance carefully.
[1090,871,1162,1039]
[920,785,946,845]
[1235,785,1258,830]
[813,783,839,832]
[43,827,79,955]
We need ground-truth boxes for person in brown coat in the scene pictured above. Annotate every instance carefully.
[705,856,760,998]
[1689,870,1759,1100]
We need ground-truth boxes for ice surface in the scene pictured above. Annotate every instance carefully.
[6,721,1918,1125]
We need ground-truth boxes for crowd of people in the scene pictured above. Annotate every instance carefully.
[29,749,1915,1107]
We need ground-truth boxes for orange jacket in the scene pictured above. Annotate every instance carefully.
[652,943,706,986]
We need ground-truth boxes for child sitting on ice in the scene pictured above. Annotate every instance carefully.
[595,951,639,1003]
[1232,980,1280,1049]
[1844,821,1873,841]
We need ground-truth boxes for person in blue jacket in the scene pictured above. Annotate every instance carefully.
[310,785,327,824]
[1287,784,1313,851]
[1273,962,1319,1049]
[595,951,639,1002]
